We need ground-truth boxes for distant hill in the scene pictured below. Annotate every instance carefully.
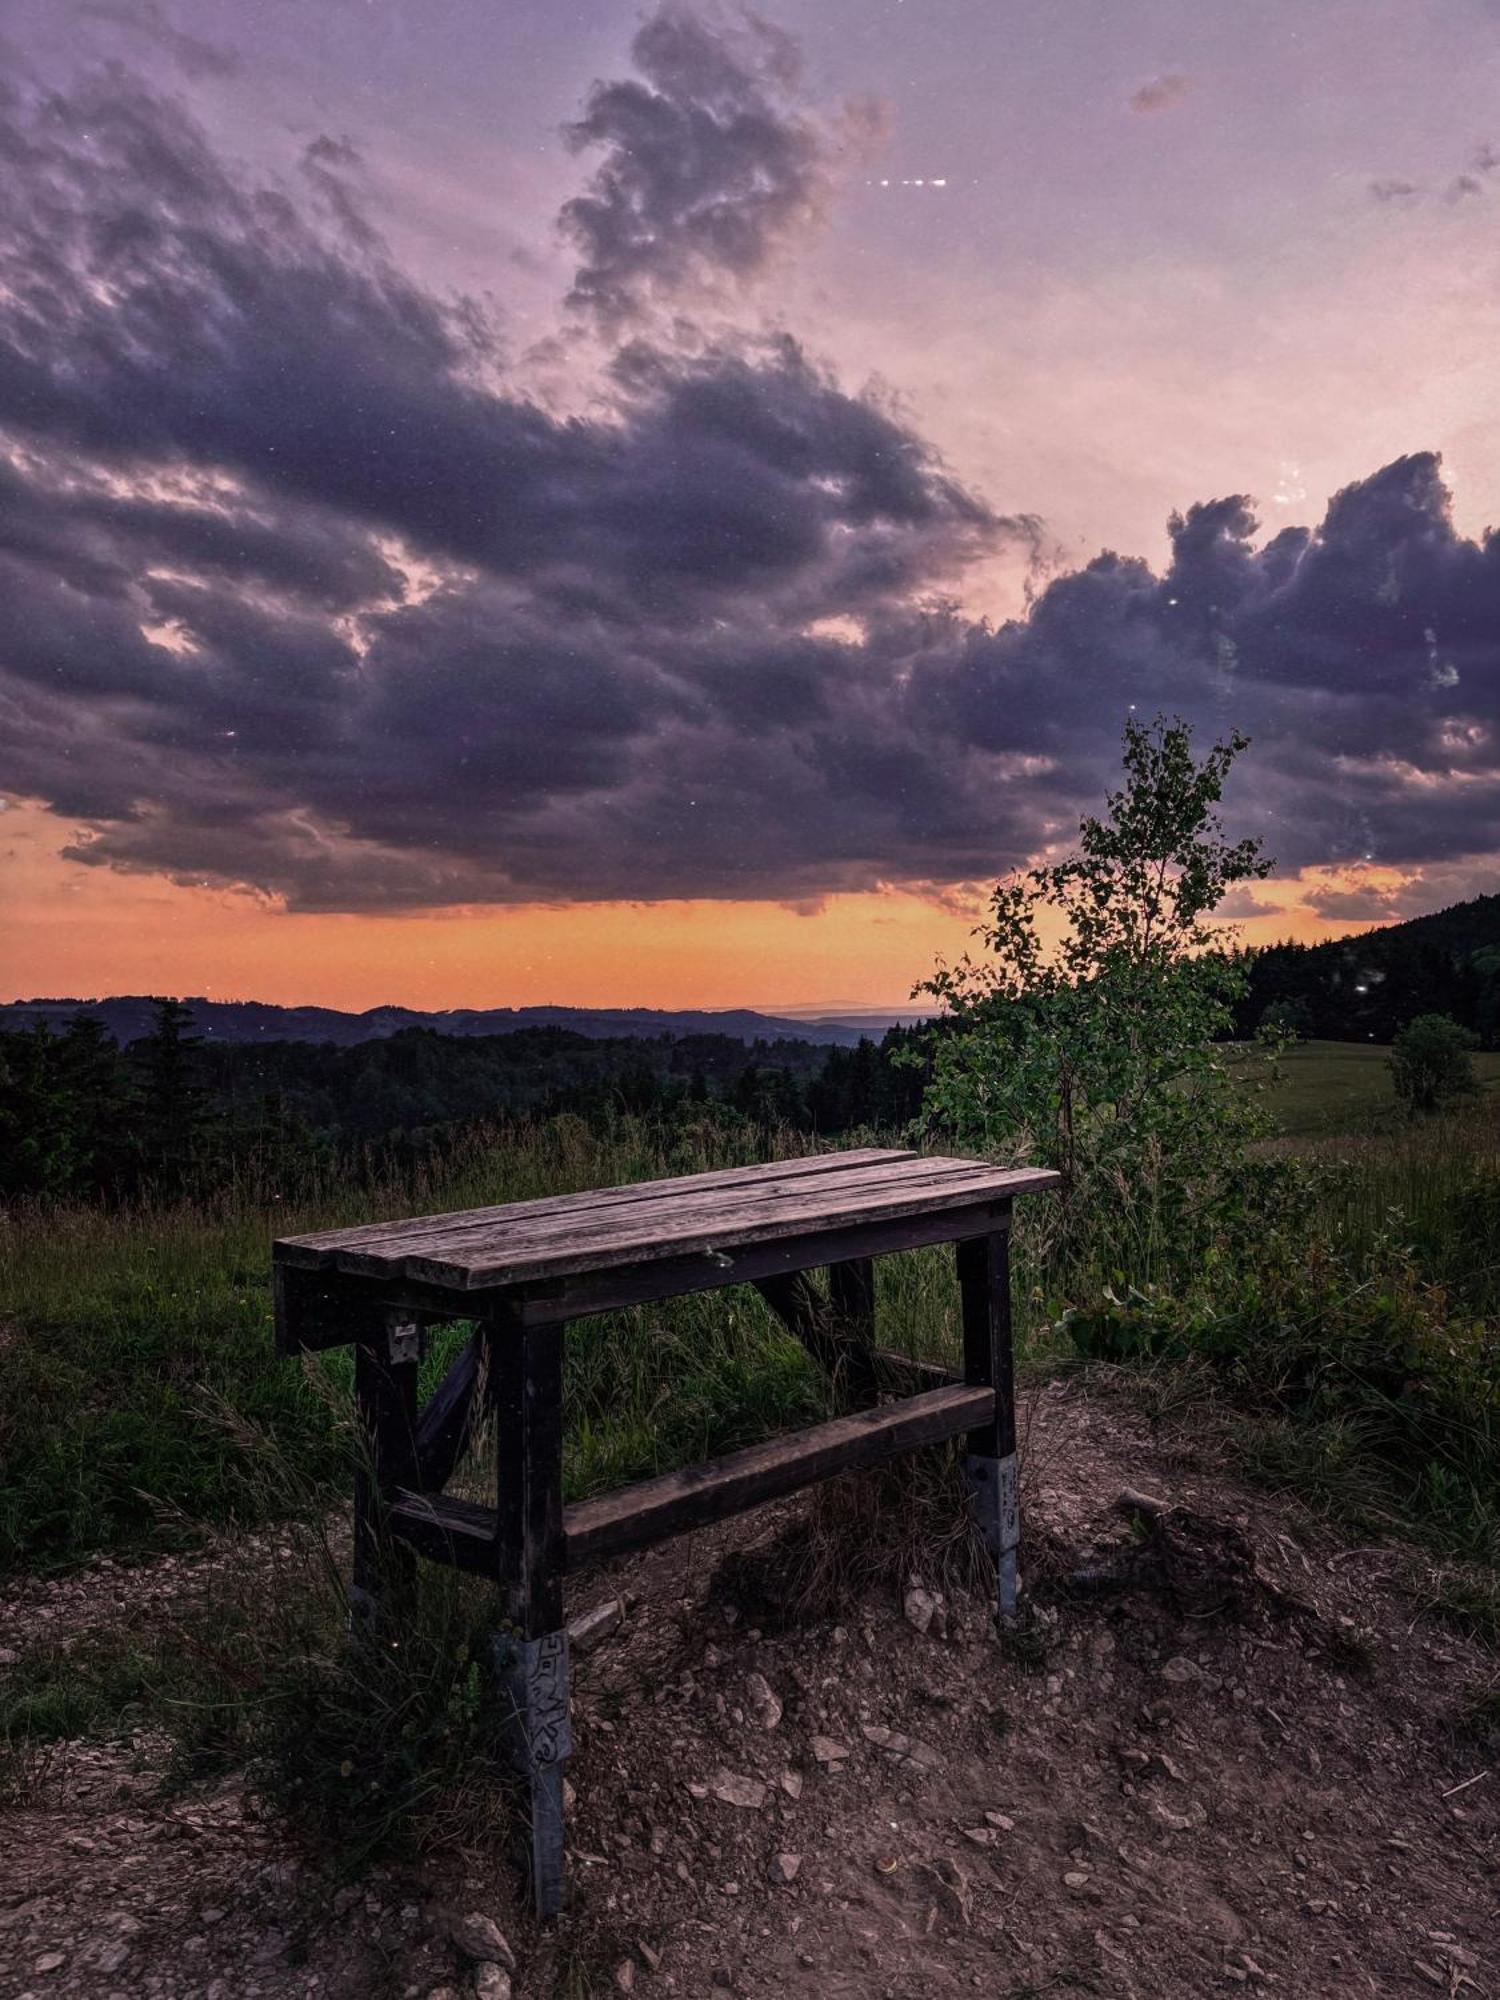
[0,995,869,1050]
[1238,889,1500,1044]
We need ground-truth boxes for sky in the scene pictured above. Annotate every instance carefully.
[3,0,1500,1010]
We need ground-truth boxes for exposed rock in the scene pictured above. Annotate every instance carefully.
[810,1736,850,1765]
[443,1912,516,1970]
[903,1584,945,1635]
[860,1724,911,1756]
[568,1597,625,1654]
[767,1852,802,1885]
[1160,1656,1205,1684]
[744,1671,783,1730]
[779,1770,804,1800]
[710,1769,767,1809]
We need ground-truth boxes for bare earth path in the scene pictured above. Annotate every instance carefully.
[2,1376,1496,1999]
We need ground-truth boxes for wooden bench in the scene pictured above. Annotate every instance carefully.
[273,1146,1059,1916]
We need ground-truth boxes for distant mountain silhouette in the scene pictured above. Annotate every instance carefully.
[0,996,872,1049]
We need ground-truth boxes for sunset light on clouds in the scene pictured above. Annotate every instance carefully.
[5,0,1500,1009]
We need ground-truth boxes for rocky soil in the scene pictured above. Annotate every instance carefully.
[2,1375,1497,1999]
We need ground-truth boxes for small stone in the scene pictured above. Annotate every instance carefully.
[568,1598,625,1654]
[744,1673,783,1730]
[1159,1657,1203,1684]
[811,1736,850,1765]
[768,1852,802,1885]
[710,1769,767,1810]
[903,1585,939,1634]
[984,1811,1015,1831]
[780,1770,804,1800]
[474,1967,512,2000]
[860,1724,910,1756]
[34,1955,66,1975]
[445,1913,516,1971]
[1063,1871,1090,1890]
[961,1828,995,1847]
[612,1960,635,1993]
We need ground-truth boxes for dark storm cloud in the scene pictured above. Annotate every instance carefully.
[559,4,866,331]
[4,62,1500,916]
[919,449,1500,878]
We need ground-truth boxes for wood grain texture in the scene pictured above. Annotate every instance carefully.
[387,1382,994,1575]
[562,1382,994,1567]
[274,1154,1060,1294]
[276,1148,913,1268]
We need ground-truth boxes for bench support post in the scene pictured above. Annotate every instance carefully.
[957,1225,1021,1621]
[828,1256,877,1406]
[487,1308,570,1920]
[351,1313,421,1632]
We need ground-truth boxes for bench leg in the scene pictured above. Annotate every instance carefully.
[488,1309,570,1919]
[957,1229,1021,1622]
[351,1315,421,1634]
[828,1257,878,1407]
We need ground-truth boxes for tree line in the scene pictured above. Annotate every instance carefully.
[0,1001,932,1205]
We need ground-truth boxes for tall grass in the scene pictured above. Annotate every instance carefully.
[0,1113,967,1572]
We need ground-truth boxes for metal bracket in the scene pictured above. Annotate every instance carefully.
[966,1451,1020,1555]
[491,1629,573,1768]
[385,1315,421,1367]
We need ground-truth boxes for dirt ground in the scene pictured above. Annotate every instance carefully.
[2,1375,1497,1999]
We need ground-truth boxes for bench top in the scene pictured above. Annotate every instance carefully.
[274,1146,1059,1293]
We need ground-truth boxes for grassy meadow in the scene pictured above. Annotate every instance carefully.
[3,1041,1498,1595]
[4,1041,1500,1851]
[1252,1037,1500,1137]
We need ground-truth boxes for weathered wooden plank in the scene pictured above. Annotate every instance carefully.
[958,1233,1016,1462]
[413,1333,482,1493]
[276,1147,915,1268]
[828,1256,877,1405]
[298,1154,987,1280]
[958,1230,1021,1619]
[358,1164,1047,1294]
[388,1488,498,1572]
[389,1383,993,1576]
[278,1198,1017,1346]
[489,1308,565,1634]
[563,1383,994,1568]
[431,1167,1057,1291]
[507,1197,1019,1322]
[351,1321,420,1626]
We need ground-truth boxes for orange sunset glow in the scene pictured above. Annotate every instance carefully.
[2,798,1432,1012]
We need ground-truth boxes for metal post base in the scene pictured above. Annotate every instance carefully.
[966,1450,1021,1622]
[492,1629,573,1919]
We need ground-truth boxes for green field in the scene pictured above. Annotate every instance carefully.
[1254,1038,1500,1138]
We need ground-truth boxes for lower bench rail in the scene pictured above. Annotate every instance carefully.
[387,1381,994,1575]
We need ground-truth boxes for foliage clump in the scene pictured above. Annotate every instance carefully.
[915,715,1279,1279]
[1389,1012,1479,1115]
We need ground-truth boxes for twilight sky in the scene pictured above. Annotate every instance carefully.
[4,0,1500,1009]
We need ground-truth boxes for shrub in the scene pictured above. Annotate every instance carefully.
[1390,1013,1480,1115]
